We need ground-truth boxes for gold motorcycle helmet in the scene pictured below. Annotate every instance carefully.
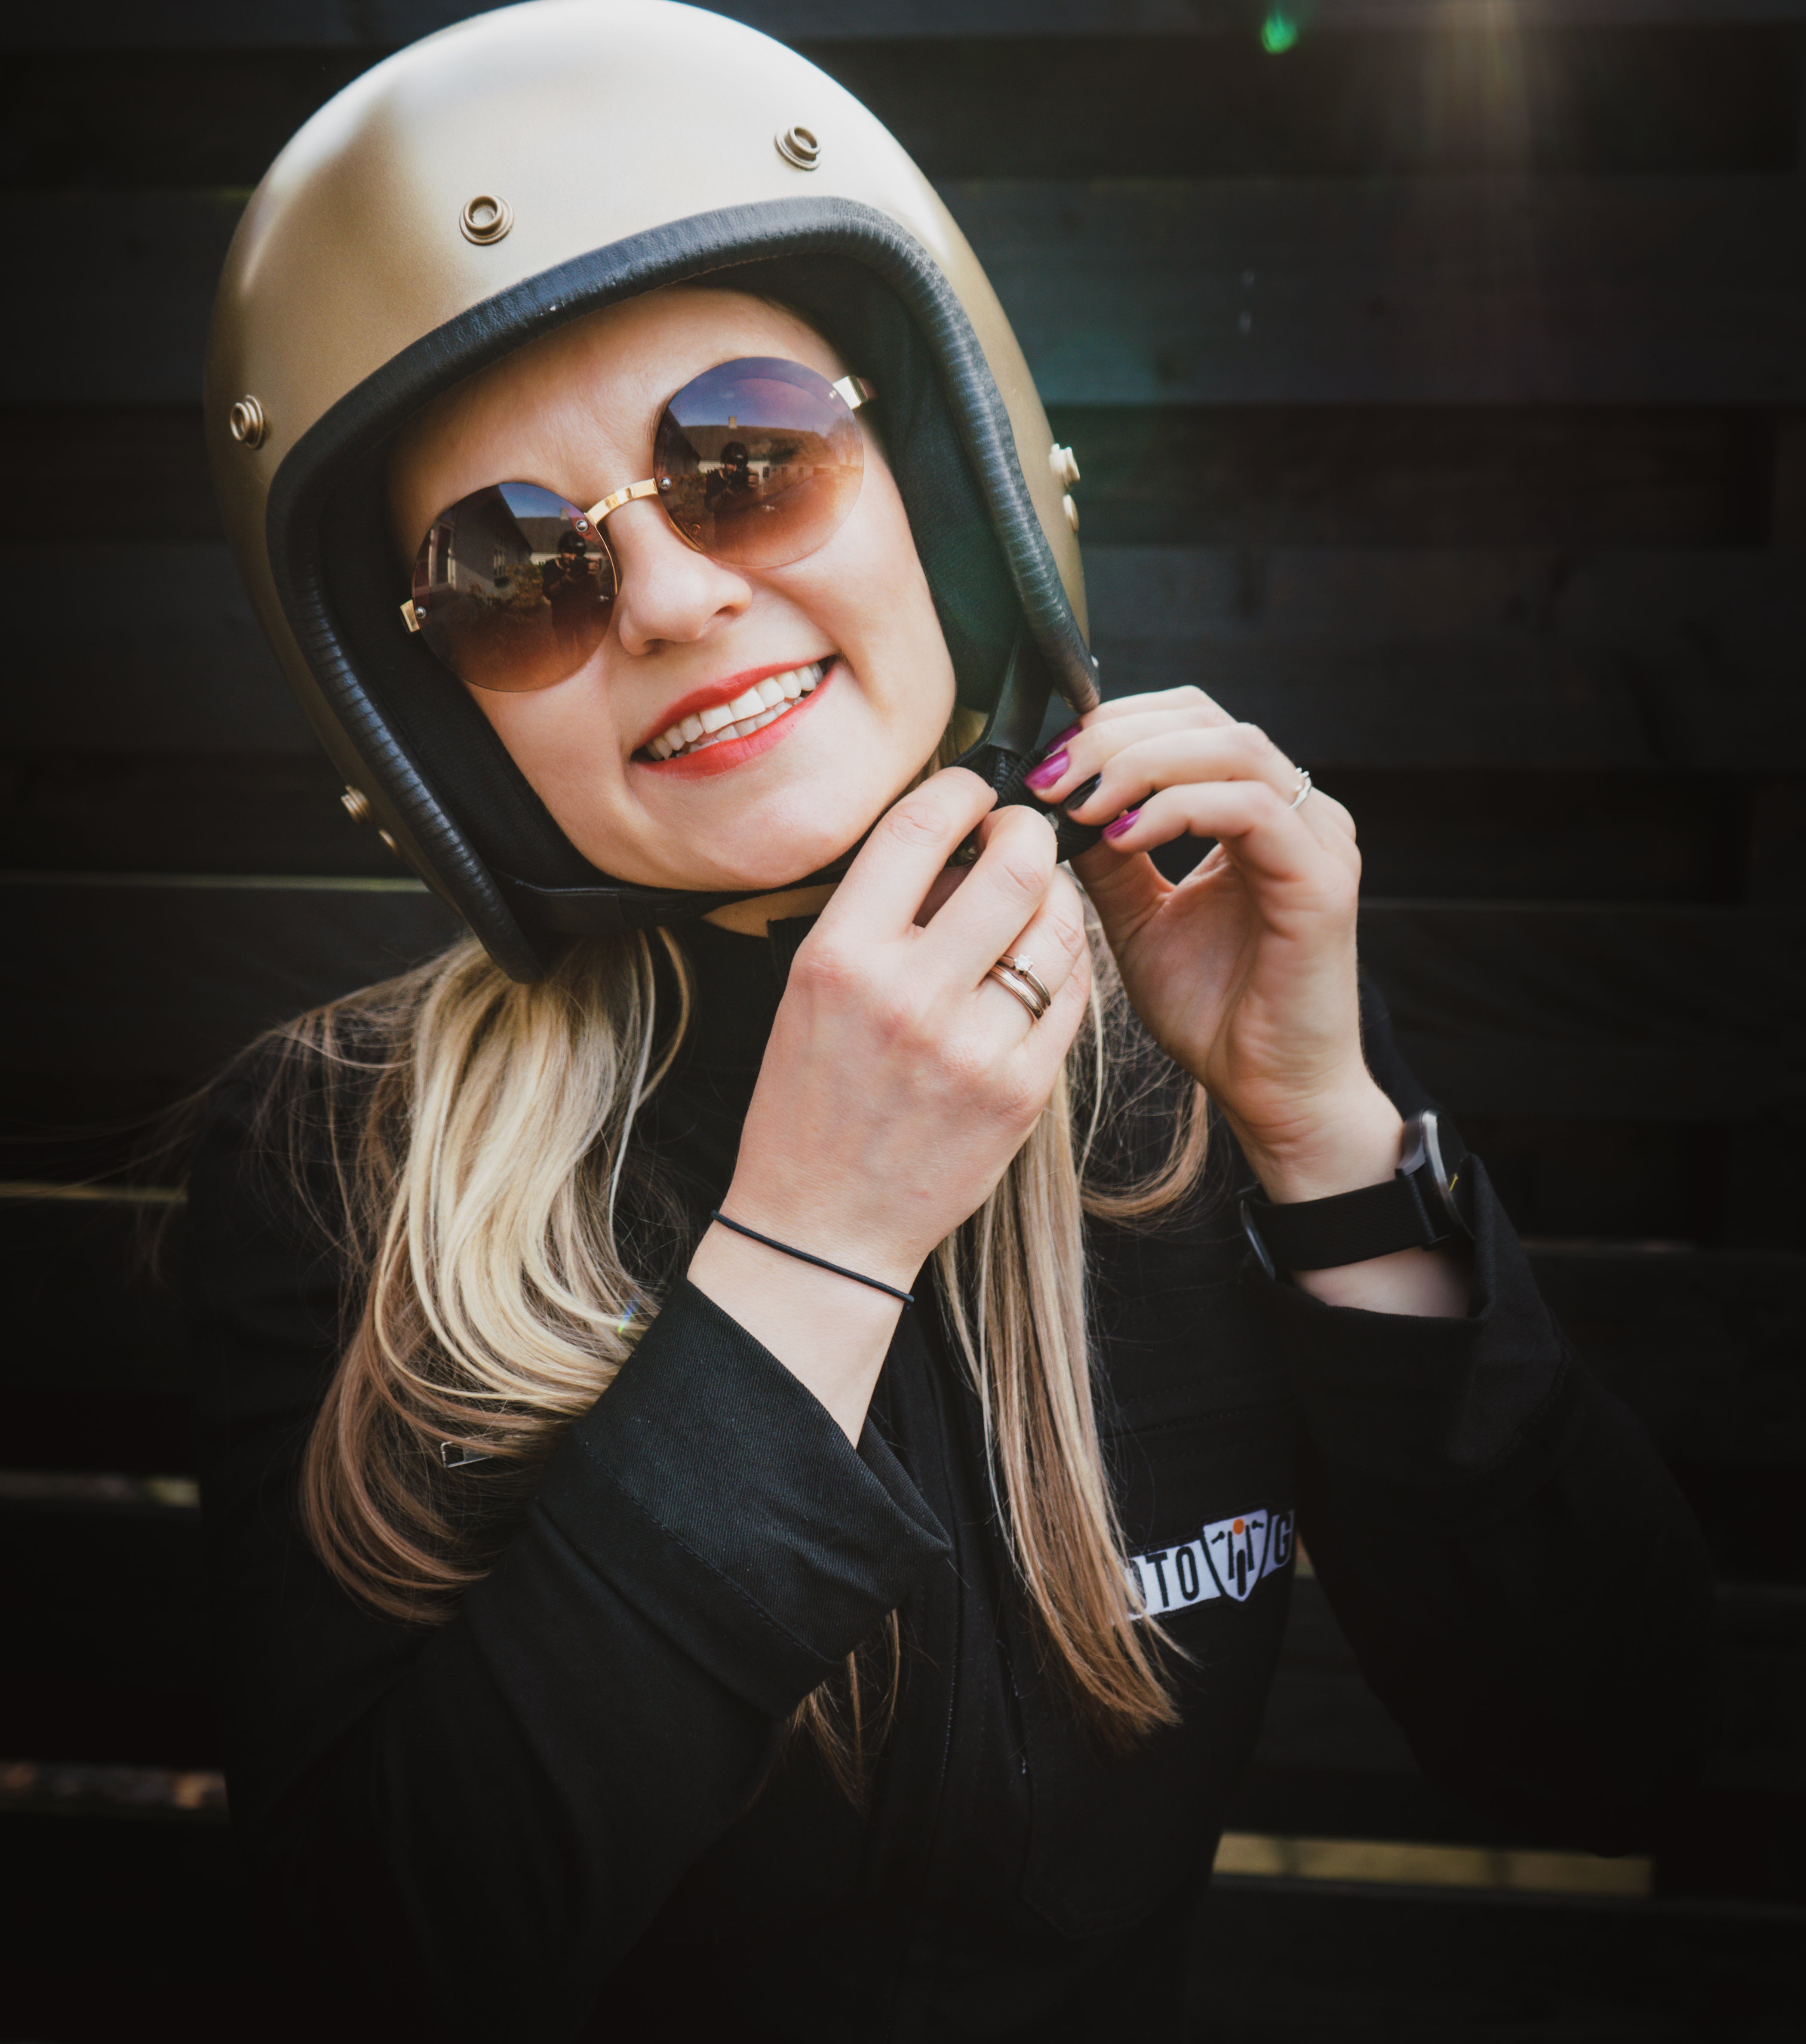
[206,0,1097,981]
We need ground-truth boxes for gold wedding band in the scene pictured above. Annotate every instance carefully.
[996,953,1053,1009]
[986,961,1049,1022]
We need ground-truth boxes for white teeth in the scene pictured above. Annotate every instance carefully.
[645,659,830,760]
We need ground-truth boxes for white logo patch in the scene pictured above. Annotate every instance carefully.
[1128,1506,1293,1620]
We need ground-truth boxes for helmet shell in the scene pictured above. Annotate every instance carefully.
[207,0,1093,977]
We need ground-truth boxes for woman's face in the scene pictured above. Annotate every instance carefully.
[388,288,958,902]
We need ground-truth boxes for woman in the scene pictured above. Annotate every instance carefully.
[190,6,1713,2039]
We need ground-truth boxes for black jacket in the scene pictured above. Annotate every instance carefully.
[185,920,1715,2042]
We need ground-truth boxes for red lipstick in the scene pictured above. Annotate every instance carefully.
[633,656,834,757]
[635,659,837,779]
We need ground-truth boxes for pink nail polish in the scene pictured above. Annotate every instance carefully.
[1024,748,1069,792]
[1050,722,1082,747]
[1104,806,1141,840]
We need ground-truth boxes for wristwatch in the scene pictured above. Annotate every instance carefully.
[1239,1108,1475,1281]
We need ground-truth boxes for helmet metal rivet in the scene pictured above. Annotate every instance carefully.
[1062,493,1080,532]
[341,785,373,825]
[775,124,821,171]
[460,194,513,244]
[1050,443,1080,489]
[227,396,267,448]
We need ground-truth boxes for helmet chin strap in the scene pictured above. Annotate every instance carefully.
[490,630,1102,941]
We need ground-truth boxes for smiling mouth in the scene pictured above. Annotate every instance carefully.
[640,660,829,762]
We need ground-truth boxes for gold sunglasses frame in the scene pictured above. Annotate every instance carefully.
[400,370,874,636]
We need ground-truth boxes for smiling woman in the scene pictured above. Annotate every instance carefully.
[184,5,1715,2041]
[385,288,955,895]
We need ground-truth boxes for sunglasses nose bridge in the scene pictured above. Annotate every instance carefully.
[582,476,664,529]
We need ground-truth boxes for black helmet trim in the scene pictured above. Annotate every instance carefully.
[265,195,1097,977]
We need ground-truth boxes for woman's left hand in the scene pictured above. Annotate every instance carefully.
[1025,686,1400,1202]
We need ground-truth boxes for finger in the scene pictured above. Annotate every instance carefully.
[1026,699,1238,799]
[1084,779,1350,898]
[920,802,1062,978]
[1050,723,1302,823]
[989,896,1093,1067]
[1068,685,1238,732]
[1298,782,1357,847]
[978,867,1088,1016]
[815,767,995,940]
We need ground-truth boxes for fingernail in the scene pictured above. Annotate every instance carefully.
[1050,722,1082,747]
[1023,748,1068,792]
[1063,772,1102,816]
[1103,806,1141,841]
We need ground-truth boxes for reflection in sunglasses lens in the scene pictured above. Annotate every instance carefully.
[655,358,863,570]
[413,482,615,693]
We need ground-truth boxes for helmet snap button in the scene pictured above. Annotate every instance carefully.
[1050,443,1080,489]
[460,194,513,244]
[227,396,267,449]
[1062,493,1081,532]
[341,786,373,825]
[775,124,821,171]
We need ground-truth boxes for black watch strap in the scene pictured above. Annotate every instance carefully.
[1240,1109,1474,1279]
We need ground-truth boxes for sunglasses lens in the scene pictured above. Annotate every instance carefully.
[412,483,615,692]
[654,358,863,569]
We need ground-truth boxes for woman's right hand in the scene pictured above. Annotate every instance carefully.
[687,767,1090,1439]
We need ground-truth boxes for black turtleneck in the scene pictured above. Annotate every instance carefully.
[184,923,1715,2043]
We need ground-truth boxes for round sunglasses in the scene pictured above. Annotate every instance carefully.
[400,356,874,694]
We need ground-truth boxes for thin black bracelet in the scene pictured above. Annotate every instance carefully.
[708,1210,915,1307]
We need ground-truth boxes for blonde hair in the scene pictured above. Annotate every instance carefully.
[271,909,1209,1784]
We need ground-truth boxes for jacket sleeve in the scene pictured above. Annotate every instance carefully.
[185,1068,948,2042]
[1250,987,1717,1851]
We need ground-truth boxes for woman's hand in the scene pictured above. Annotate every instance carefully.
[1025,689,1377,1181]
[1025,689,1465,1318]
[689,768,1090,1436]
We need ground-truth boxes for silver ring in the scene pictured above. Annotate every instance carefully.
[1289,768,1313,811]
[996,953,1053,1009]
[986,962,1048,1022]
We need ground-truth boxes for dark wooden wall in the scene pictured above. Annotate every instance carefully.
[3,2,1803,2036]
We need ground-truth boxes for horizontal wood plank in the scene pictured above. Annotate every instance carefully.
[1087,545,1806,771]
[1,757,1768,907]
[11,403,1779,553]
[0,879,1796,1121]
[942,176,1806,406]
[1360,903,1804,1121]
[1533,1247,1806,1467]
[1189,1878,1806,2030]
[15,1,1806,48]
[12,1175,1801,1456]
[13,180,1806,407]
[12,546,312,755]
[15,541,1803,770]
[0,875,463,1089]
[10,30,1798,191]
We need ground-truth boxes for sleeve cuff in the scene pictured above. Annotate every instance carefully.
[1247,1160,1585,1527]
[532,1280,950,1715]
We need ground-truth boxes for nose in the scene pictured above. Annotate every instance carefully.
[605,500,751,655]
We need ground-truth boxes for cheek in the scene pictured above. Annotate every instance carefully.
[466,679,626,816]
[804,491,955,722]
